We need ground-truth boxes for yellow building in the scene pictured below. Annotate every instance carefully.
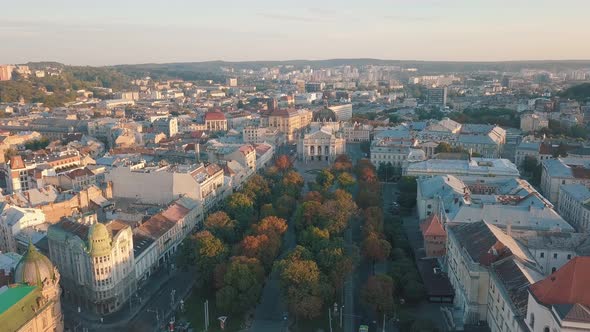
[0,244,63,332]
[262,108,312,141]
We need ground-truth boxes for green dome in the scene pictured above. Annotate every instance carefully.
[88,223,112,257]
[15,243,56,286]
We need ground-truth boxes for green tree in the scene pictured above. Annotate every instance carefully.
[216,256,265,314]
[300,226,331,253]
[522,155,539,174]
[274,194,297,219]
[337,172,356,192]
[317,247,354,290]
[316,169,335,190]
[193,231,228,285]
[280,171,305,198]
[435,142,453,153]
[24,137,50,151]
[226,192,255,230]
[362,232,391,263]
[205,211,237,243]
[259,203,276,218]
[361,274,395,317]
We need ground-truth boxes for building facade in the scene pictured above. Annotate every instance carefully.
[0,244,63,332]
[296,128,346,162]
[47,220,136,315]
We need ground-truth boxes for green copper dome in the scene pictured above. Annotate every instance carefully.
[88,223,112,257]
[14,243,56,286]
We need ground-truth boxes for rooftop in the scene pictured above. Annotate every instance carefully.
[530,257,590,307]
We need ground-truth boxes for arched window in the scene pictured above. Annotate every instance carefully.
[543,327,550,332]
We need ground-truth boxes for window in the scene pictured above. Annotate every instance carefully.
[553,253,558,259]
[530,313,535,328]
[567,254,572,260]
[544,327,550,332]
[552,267,556,273]
[540,252,544,258]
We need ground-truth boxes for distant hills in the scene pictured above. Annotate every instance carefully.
[111,59,590,75]
[20,59,590,81]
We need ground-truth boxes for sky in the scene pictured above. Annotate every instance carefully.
[1,0,589,66]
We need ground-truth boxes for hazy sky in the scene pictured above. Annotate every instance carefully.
[2,0,589,66]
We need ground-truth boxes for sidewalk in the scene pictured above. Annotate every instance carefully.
[63,266,185,331]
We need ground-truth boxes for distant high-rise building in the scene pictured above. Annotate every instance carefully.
[427,86,447,108]
[296,80,306,93]
[305,82,325,93]
[0,65,13,81]
[226,77,238,87]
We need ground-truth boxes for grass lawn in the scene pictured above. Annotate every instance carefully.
[178,288,249,332]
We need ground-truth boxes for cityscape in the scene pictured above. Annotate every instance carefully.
[2,2,590,332]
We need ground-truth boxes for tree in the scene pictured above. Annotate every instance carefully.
[226,193,255,230]
[238,234,280,269]
[361,274,395,316]
[300,226,331,253]
[337,172,356,192]
[24,137,50,151]
[397,176,417,212]
[522,155,539,174]
[216,256,265,314]
[435,142,453,153]
[316,169,335,190]
[277,257,325,320]
[302,191,324,203]
[242,174,271,209]
[275,155,292,173]
[192,231,228,285]
[205,211,237,243]
[362,232,391,262]
[377,162,395,182]
[259,203,276,218]
[281,171,304,198]
[274,194,297,218]
[333,155,352,173]
[253,216,288,237]
[317,247,354,290]
[176,238,195,271]
[294,201,326,231]
[363,207,384,234]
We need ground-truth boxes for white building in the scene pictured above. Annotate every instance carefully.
[557,184,590,232]
[296,127,346,163]
[540,158,590,203]
[446,221,537,326]
[406,158,520,179]
[0,204,46,253]
[106,163,228,210]
[48,220,136,315]
[520,113,549,133]
[487,257,543,332]
[327,104,353,121]
[525,257,590,332]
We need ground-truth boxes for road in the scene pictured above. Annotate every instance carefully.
[126,269,196,332]
[62,264,196,332]
[249,160,304,332]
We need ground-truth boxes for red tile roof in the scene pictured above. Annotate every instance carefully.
[530,257,590,306]
[204,111,226,121]
[420,214,446,238]
[572,167,590,179]
[9,156,25,169]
